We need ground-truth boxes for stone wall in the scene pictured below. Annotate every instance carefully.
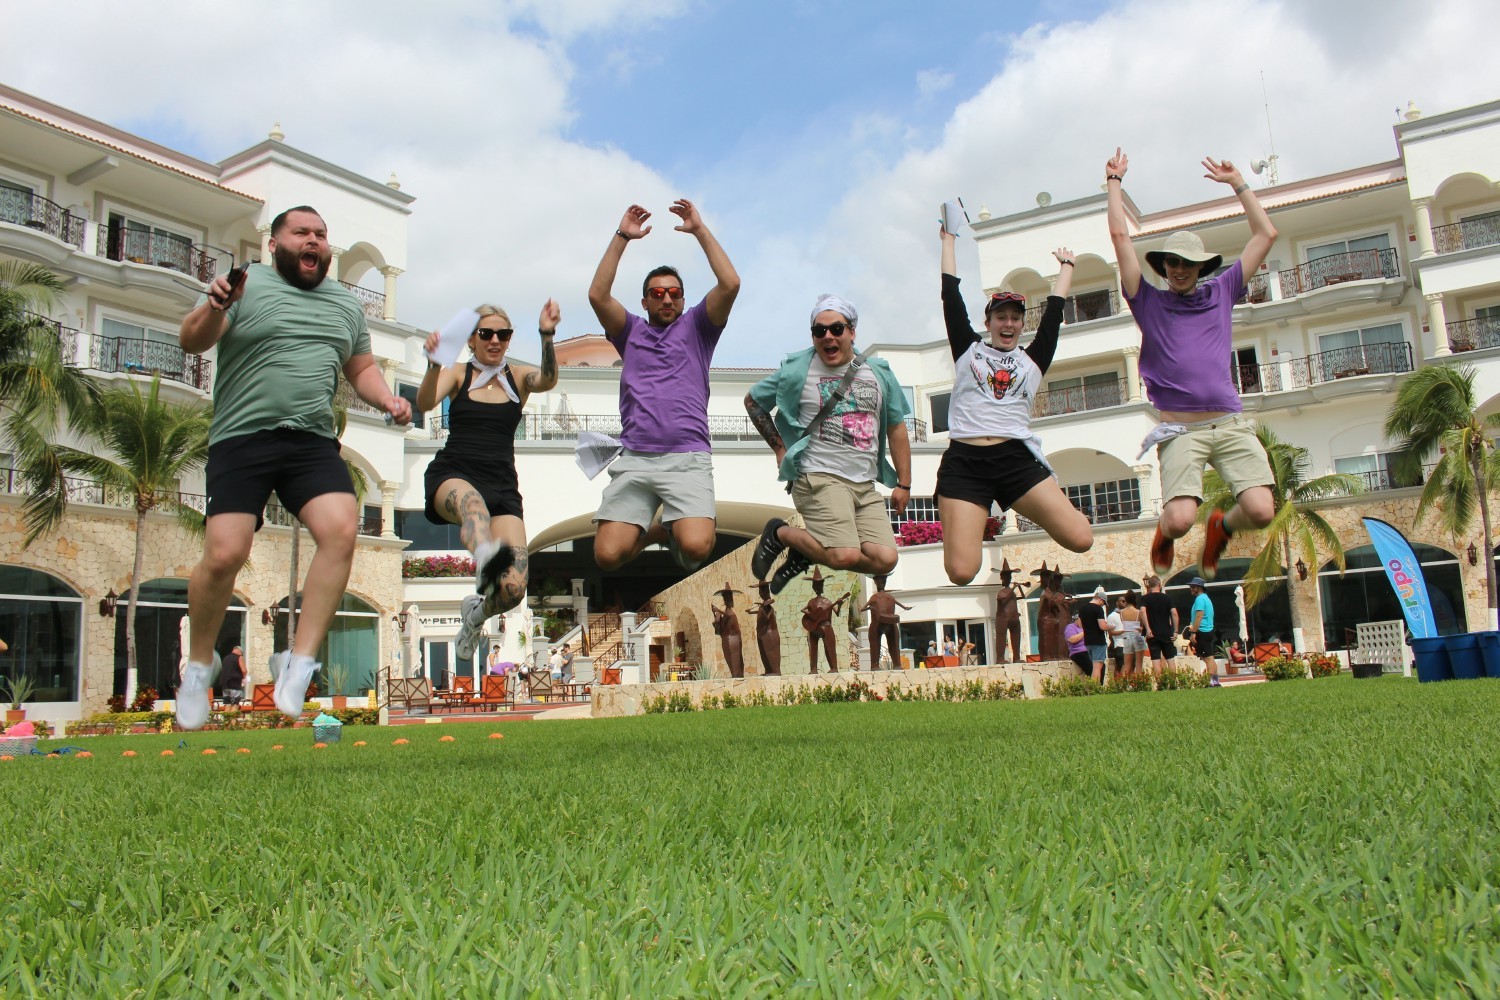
[0,495,406,718]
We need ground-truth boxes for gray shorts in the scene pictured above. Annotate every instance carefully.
[594,450,716,529]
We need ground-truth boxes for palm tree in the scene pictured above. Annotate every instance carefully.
[0,260,102,494]
[1200,424,1364,607]
[25,375,211,682]
[1385,363,1500,625]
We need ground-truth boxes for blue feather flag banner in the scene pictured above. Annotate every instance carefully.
[1361,517,1438,639]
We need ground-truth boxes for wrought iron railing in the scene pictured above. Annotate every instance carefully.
[334,377,384,417]
[0,190,86,247]
[1432,213,1500,255]
[1017,498,1159,533]
[1447,316,1500,352]
[263,501,381,535]
[1288,341,1412,387]
[338,280,386,319]
[1242,272,1272,304]
[1032,379,1125,418]
[88,335,213,392]
[1277,248,1400,297]
[1023,288,1122,332]
[97,227,220,282]
[23,311,80,364]
[1232,359,1284,394]
[426,410,935,444]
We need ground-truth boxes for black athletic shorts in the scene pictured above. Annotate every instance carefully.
[205,428,354,530]
[1192,628,1216,657]
[1147,636,1177,660]
[424,457,524,525]
[1069,652,1093,676]
[935,439,1053,511]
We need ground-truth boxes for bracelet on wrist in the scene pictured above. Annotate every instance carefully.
[896,483,911,491]
[614,229,629,241]
[1233,183,1249,195]
[1107,174,1123,182]
[1060,260,1075,267]
[539,328,555,336]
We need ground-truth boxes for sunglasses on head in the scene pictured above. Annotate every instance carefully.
[474,327,513,342]
[986,291,1026,310]
[645,286,684,301]
[811,322,851,338]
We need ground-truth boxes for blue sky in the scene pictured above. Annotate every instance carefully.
[6,0,1500,366]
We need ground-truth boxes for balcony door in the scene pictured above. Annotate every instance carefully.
[105,212,194,271]
[1305,232,1393,286]
[1317,322,1404,376]
[0,178,33,227]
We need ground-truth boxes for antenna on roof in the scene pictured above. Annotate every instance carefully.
[1254,70,1280,186]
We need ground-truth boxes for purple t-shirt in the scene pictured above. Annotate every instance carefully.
[608,299,724,452]
[1126,259,1244,413]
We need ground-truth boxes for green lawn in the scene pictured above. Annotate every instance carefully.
[2,678,1497,997]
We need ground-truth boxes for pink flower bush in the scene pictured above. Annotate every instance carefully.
[402,554,478,578]
[895,517,1002,547]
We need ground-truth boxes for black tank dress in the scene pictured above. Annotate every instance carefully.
[424,364,524,523]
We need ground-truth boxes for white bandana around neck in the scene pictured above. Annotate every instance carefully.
[470,361,519,403]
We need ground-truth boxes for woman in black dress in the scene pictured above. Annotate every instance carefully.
[417,301,559,660]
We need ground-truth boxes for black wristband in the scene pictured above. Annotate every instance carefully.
[896,483,911,490]
[539,328,554,335]
[614,229,629,241]
[1233,183,1249,195]
[1060,260,1075,267]
[1107,174,1123,182]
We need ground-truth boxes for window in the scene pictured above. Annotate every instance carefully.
[397,383,425,429]
[1456,210,1500,251]
[886,494,940,528]
[0,178,34,227]
[1317,322,1405,376]
[1038,372,1121,415]
[105,212,195,271]
[1232,346,1262,393]
[0,565,83,702]
[1304,232,1395,286]
[1333,450,1423,491]
[1065,478,1141,523]
[928,392,950,434]
[396,509,466,551]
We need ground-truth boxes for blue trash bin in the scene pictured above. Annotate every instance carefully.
[1445,632,1485,680]
[1478,631,1500,679]
[1411,636,1452,683]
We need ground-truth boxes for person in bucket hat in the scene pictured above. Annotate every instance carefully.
[1106,148,1278,585]
[1184,576,1220,683]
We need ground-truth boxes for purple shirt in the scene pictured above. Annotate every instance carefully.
[1126,259,1244,413]
[608,299,724,452]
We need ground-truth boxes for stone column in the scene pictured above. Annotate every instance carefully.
[257,224,272,263]
[379,357,401,392]
[1133,463,1158,521]
[1426,292,1451,358]
[1412,198,1436,259]
[1122,345,1142,402]
[380,266,403,321]
[329,246,345,282]
[379,480,398,539]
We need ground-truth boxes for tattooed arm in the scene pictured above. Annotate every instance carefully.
[523,298,561,399]
[745,367,786,468]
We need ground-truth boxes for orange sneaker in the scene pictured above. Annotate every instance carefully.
[1201,509,1231,581]
[1149,527,1174,576]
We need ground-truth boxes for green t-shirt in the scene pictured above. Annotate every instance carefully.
[205,264,372,446]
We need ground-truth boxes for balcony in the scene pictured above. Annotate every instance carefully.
[24,311,80,363]
[89,336,214,392]
[1447,316,1500,352]
[0,190,86,248]
[1277,248,1400,297]
[1232,359,1284,394]
[1329,465,1430,498]
[1432,213,1500,255]
[97,227,221,283]
[1032,378,1126,418]
[334,377,386,418]
[339,280,386,320]
[1288,341,1413,387]
[429,411,928,444]
[1017,498,1159,532]
[1023,288,1121,332]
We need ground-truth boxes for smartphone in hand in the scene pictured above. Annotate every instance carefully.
[211,262,250,309]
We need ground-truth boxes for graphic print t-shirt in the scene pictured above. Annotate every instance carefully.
[797,357,882,483]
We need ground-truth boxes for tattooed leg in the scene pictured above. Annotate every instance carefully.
[487,545,530,616]
[457,488,492,552]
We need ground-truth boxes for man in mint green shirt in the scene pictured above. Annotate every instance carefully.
[175,206,411,729]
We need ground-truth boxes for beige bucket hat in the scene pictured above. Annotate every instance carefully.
[1145,231,1223,278]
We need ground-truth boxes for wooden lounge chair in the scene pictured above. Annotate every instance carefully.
[527,671,553,703]
[387,676,432,713]
[475,674,511,710]
[249,683,277,713]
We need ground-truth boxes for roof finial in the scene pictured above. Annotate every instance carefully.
[268,122,284,142]
[386,172,401,190]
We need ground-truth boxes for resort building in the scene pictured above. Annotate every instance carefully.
[4,82,1500,723]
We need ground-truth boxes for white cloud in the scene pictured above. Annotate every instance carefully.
[916,69,954,100]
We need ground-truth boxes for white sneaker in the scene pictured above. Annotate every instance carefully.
[455,594,487,662]
[175,652,220,731]
[272,651,320,719]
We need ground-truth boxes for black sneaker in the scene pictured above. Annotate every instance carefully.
[751,518,789,581]
[769,550,811,595]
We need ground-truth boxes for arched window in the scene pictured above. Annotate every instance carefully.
[273,593,379,696]
[115,579,246,700]
[1164,559,1292,646]
[1319,543,1465,649]
[0,565,82,702]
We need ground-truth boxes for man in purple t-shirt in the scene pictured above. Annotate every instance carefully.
[1107,148,1278,581]
[587,199,741,573]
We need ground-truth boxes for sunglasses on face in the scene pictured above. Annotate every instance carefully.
[474,327,513,342]
[645,286,684,301]
[1162,255,1196,270]
[811,322,851,338]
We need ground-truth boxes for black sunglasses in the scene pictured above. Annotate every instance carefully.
[474,327,513,342]
[811,322,851,338]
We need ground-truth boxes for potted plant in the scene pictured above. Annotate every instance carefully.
[1,673,34,723]
[327,664,350,710]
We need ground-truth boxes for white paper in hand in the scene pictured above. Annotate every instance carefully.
[941,199,969,237]
[426,308,480,367]
[575,431,624,480]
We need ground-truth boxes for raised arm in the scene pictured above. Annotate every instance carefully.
[670,198,740,328]
[940,225,979,360]
[1203,156,1278,280]
[588,205,650,338]
[343,353,411,424]
[1106,148,1142,298]
[1025,247,1077,374]
[414,329,463,413]
[521,298,560,399]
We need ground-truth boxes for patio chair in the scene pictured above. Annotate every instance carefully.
[527,671,554,703]
[249,683,277,713]
[475,673,511,710]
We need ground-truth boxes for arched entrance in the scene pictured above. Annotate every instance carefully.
[0,565,83,702]
[273,593,380,696]
[1165,559,1292,646]
[114,579,245,700]
[1320,543,1465,649]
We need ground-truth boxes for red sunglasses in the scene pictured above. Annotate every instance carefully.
[645,286,684,301]
[986,291,1026,309]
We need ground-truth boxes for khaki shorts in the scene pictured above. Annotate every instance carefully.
[1158,414,1274,502]
[594,450,716,529]
[791,472,897,552]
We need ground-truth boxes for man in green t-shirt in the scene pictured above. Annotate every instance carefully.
[175,206,411,729]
